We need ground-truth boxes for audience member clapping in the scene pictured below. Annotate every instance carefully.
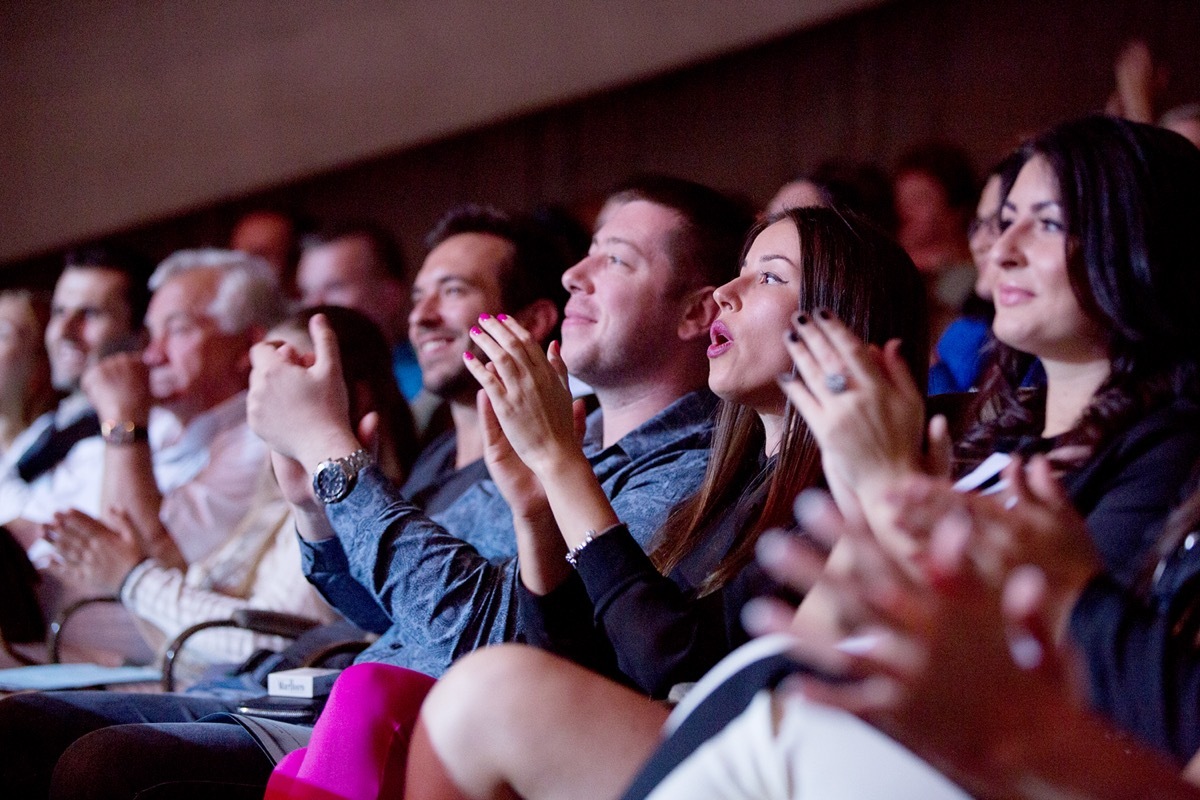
[784,117,1200,617]
[280,205,926,800]
[0,245,151,545]
[731,483,1200,800]
[38,306,413,674]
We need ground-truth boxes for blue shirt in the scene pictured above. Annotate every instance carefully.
[300,389,718,676]
[392,341,423,401]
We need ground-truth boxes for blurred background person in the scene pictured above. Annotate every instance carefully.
[893,141,978,348]
[230,208,306,299]
[0,288,56,462]
[765,159,897,235]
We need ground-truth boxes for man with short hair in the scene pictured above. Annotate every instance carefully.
[400,205,569,512]
[74,249,286,566]
[0,245,152,541]
[0,249,284,665]
[230,208,303,297]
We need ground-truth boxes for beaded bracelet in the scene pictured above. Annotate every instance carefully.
[564,529,597,568]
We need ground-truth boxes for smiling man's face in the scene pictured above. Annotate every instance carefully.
[408,232,512,402]
[45,267,135,392]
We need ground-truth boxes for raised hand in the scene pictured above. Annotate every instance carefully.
[462,314,581,477]
[744,491,1085,797]
[463,312,618,559]
[248,314,359,471]
[973,457,1102,638]
[477,387,550,521]
[779,310,926,499]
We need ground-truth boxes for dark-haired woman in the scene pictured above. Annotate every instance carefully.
[781,116,1200,759]
[790,114,1200,590]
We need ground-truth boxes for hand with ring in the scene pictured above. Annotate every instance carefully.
[779,309,938,526]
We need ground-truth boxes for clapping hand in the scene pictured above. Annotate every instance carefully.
[743,489,1086,796]
[248,314,360,472]
[778,310,949,546]
[44,509,153,595]
[462,314,583,478]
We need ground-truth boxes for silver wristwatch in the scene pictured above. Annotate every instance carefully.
[312,448,375,504]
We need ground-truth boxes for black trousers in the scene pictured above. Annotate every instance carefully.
[0,691,272,800]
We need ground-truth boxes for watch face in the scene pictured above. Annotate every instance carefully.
[314,462,350,503]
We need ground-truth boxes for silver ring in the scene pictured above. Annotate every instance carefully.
[824,372,849,394]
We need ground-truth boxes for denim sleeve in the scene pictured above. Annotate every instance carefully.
[607,448,710,548]
[298,534,393,634]
[322,426,710,673]
[324,466,521,668]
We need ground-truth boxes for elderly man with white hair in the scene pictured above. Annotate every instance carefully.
[12,250,284,599]
[74,248,284,564]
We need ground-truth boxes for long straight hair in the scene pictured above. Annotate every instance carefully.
[650,207,929,592]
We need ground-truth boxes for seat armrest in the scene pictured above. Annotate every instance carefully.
[48,596,121,663]
[230,609,322,639]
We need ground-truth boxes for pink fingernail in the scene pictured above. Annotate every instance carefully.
[479,313,491,321]
[497,313,508,321]
[470,326,482,336]
[463,351,475,360]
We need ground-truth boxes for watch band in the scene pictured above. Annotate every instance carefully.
[101,419,149,445]
[312,448,375,504]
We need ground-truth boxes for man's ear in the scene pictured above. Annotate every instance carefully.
[677,286,718,343]
[513,298,561,345]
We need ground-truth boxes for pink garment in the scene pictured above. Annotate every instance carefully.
[266,663,437,800]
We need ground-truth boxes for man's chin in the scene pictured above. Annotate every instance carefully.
[424,371,480,405]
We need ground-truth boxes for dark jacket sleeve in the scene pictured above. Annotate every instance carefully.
[1070,553,1200,764]
[517,572,622,679]
[571,525,752,698]
[1062,400,1200,762]
[1064,400,1200,586]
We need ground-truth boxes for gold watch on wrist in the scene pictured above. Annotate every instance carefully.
[101,419,149,445]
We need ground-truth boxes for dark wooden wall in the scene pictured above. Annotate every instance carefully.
[7,0,1199,283]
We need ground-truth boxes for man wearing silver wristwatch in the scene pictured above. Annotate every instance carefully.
[0,182,748,799]
[245,177,748,678]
